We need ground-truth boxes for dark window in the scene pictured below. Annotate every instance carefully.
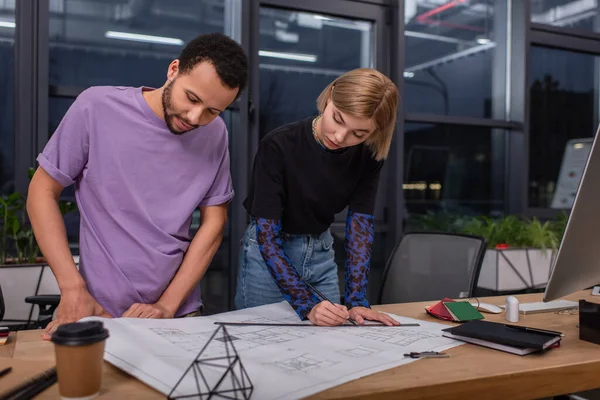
[404,123,506,221]
[0,9,15,193]
[404,0,502,118]
[528,46,598,208]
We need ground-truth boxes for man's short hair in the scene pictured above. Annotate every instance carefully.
[178,33,248,96]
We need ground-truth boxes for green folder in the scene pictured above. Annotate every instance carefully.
[443,301,485,322]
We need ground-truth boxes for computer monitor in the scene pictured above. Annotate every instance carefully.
[544,124,600,302]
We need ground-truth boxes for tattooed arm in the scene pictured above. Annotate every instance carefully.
[344,210,374,309]
[255,218,319,319]
[344,210,399,326]
[256,218,350,325]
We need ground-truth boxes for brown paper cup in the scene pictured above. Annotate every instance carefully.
[51,321,109,400]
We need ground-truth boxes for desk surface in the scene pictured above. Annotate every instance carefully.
[1,291,599,400]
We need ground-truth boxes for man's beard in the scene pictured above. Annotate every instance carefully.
[161,80,197,135]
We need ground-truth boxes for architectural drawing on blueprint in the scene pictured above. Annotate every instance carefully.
[150,328,191,343]
[150,317,318,356]
[271,354,339,374]
[94,301,465,400]
[345,327,440,346]
[339,345,381,358]
[233,326,314,344]
[149,328,208,353]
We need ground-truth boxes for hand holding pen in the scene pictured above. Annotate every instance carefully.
[304,281,358,326]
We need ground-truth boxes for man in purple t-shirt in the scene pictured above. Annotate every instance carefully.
[26,33,248,339]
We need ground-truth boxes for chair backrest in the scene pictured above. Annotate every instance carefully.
[378,232,487,304]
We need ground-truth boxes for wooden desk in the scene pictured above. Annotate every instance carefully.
[0,333,16,358]
[2,291,600,400]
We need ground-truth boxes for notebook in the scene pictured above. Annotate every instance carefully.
[442,320,561,355]
[443,301,485,322]
[425,299,484,322]
[425,297,455,321]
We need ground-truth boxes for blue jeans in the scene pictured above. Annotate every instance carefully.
[235,219,340,310]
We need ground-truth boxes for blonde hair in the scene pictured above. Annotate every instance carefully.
[316,68,399,161]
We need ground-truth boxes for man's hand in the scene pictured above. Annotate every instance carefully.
[307,301,350,326]
[349,306,400,326]
[42,286,112,340]
[121,302,175,319]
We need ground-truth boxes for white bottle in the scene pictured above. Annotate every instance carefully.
[505,296,520,323]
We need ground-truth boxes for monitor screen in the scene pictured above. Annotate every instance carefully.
[544,125,600,301]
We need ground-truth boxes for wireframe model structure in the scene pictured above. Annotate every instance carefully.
[168,325,253,400]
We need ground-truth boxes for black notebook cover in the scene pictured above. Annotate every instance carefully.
[442,320,560,350]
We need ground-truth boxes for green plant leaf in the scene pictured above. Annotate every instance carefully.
[8,215,20,237]
[59,200,77,215]
[410,212,566,250]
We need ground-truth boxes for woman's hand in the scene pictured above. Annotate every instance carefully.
[307,301,351,326]
[349,307,400,326]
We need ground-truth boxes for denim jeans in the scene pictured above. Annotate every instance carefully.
[235,219,340,310]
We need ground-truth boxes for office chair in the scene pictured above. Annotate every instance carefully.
[0,283,60,330]
[378,232,487,304]
[25,295,60,329]
[22,257,80,328]
[0,284,26,330]
[0,284,5,323]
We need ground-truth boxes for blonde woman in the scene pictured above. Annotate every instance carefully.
[236,68,400,326]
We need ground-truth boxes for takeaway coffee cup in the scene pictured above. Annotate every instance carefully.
[51,321,109,400]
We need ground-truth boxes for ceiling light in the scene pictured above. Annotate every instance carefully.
[259,50,317,62]
[405,31,465,44]
[105,31,183,46]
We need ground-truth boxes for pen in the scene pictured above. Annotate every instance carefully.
[304,281,358,326]
[0,367,57,400]
[505,324,564,337]
[10,372,57,400]
[0,367,11,379]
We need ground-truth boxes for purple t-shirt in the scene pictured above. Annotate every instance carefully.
[37,86,233,317]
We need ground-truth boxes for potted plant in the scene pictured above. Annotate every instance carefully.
[462,215,564,294]
[0,192,39,265]
[0,169,77,267]
[409,212,567,294]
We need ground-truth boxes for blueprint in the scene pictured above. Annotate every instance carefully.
[85,302,463,399]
